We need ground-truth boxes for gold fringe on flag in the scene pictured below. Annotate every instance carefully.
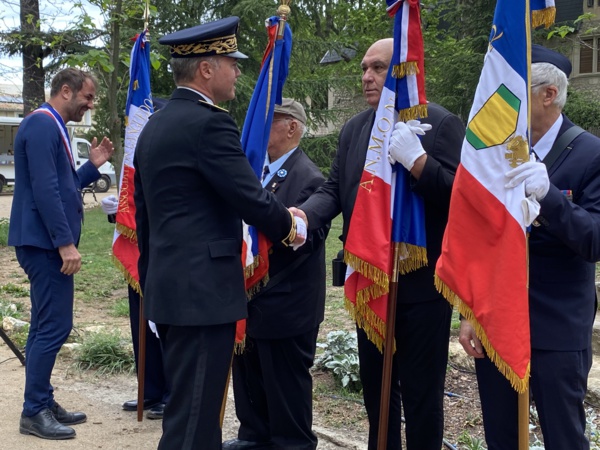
[344,250,389,293]
[344,297,385,352]
[398,104,429,122]
[234,339,246,354]
[116,223,137,241]
[112,254,141,294]
[531,7,556,29]
[392,61,419,78]
[244,254,270,299]
[434,274,530,393]
[396,243,428,274]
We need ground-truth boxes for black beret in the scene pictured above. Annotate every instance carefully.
[159,16,248,60]
[531,44,572,77]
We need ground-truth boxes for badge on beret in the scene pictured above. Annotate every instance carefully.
[277,169,287,178]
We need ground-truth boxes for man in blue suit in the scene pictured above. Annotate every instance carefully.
[9,68,114,440]
[459,45,600,450]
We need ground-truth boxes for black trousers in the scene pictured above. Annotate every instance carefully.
[156,322,235,450]
[476,347,592,450]
[128,286,168,402]
[357,297,452,450]
[232,327,319,450]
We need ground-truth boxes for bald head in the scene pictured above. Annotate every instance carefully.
[361,39,393,109]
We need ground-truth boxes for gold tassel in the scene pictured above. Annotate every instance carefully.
[111,255,142,295]
[344,250,389,292]
[396,243,428,275]
[234,339,246,354]
[115,223,137,242]
[392,61,419,78]
[531,7,556,29]
[398,104,429,122]
[434,275,530,393]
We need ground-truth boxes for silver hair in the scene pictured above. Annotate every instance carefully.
[170,56,220,84]
[531,62,568,109]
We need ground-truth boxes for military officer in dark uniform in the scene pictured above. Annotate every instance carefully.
[134,18,305,450]
[223,99,329,450]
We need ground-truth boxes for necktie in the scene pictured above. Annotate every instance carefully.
[262,165,270,182]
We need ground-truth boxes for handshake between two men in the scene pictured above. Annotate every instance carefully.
[101,196,308,249]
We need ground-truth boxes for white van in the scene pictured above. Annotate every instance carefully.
[0,116,116,193]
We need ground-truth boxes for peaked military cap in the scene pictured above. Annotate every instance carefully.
[531,44,572,78]
[159,16,248,60]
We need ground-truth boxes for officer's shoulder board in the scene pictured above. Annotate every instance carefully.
[197,100,228,113]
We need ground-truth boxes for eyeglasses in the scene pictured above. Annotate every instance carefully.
[530,82,548,89]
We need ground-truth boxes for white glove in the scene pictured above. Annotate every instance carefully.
[505,155,550,201]
[292,216,307,251]
[388,120,429,170]
[148,320,159,339]
[101,194,119,215]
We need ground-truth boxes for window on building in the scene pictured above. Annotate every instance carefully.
[588,0,594,7]
[579,38,600,74]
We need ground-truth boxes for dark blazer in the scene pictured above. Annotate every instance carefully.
[301,102,464,303]
[246,148,328,339]
[134,88,292,327]
[530,115,600,351]
[9,107,100,249]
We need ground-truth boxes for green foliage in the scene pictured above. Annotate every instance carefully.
[110,298,129,317]
[563,88,600,132]
[457,430,486,450]
[0,283,30,298]
[74,329,135,375]
[316,330,361,392]
[302,133,339,176]
[422,0,495,120]
[8,324,30,349]
[0,218,10,247]
[0,298,26,321]
[76,208,126,303]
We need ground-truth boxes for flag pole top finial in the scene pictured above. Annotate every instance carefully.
[277,1,291,20]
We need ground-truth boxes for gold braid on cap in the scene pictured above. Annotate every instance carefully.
[171,34,238,57]
[281,210,297,247]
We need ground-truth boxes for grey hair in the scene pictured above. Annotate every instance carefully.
[531,62,568,109]
[170,56,220,84]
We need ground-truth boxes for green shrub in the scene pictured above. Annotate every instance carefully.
[110,298,130,317]
[75,330,134,375]
[0,218,9,247]
[0,298,26,321]
[316,330,362,391]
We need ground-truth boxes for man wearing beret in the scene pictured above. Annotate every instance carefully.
[133,17,305,450]
[224,99,329,450]
[459,45,600,449]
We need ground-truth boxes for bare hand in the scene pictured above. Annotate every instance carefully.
[89,136,114,168]
[289,207,308,230]
[58,244,82,276]
[458,319,484,358]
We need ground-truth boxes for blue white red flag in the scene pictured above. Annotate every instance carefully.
[240,16,292,296]
[435,0,555,392]
[113,30,153,291]
[344,0,428,350]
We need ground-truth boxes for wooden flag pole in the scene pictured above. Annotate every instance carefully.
[376,243,401,450]
[519,389,529,449]
[137,293,147,422]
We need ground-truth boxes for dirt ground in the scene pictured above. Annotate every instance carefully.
[0,189,509,449]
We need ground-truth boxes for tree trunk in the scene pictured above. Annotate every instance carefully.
[107,0,124,189]
[20,0,45,115]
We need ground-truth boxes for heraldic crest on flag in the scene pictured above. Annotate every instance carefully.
[434,0,555,393]
[343,0,428,351]
[112,30,154,292]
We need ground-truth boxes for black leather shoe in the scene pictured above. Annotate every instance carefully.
[19,409,76,440]
[122,398,162,411]
[50,402,87,425]
[146,403,165,420]
[222,439,270,449]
